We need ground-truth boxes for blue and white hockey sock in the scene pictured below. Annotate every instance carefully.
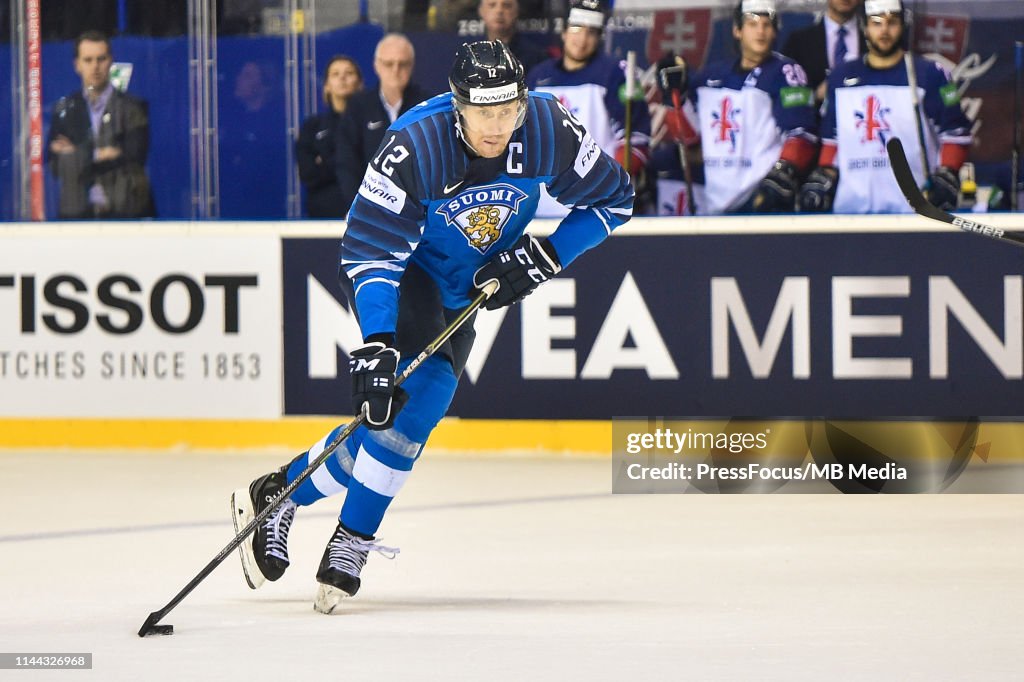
[286,424,364,506]
[340,355,458,536]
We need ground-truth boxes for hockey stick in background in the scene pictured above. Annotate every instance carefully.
[887,137,1024,247]
[623,50,636,175]
[903,52,932,187]
[138,282,498,637]
[658,56,696,216]
[1013,40,1023,211]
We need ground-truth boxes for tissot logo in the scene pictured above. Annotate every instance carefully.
[0,273,258,335]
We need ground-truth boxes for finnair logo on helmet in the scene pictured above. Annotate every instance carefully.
[865,0,901,15]
[469,83,519,104]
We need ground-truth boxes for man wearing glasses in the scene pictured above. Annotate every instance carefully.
[336,33,430,216]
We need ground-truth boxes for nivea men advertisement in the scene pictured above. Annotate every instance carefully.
[0,236,282,418]
[282,232,1023,419]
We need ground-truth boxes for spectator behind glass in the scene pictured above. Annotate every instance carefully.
[781,0,865,103]
[478,0,548,76]
[296,56,364,218]
[47,31,155,219]
[335,34,430,217]
[219,59,287,218]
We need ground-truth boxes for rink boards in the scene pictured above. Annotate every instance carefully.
[1,215,1023,453]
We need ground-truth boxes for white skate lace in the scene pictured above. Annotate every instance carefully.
[261,499,297,562]
[326,531,400,576]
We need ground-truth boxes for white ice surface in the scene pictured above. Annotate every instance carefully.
[1,450,1022,681]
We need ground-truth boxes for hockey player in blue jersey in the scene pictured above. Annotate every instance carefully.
[799,0,972,214]
[230,40,634,614]
[526,0,650,215]
[680,0,819,215]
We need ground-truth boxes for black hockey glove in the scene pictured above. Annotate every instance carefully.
[752,160,800,213]
[798,166,839,213]
[926,166,960,211]
[349,340,408,430]
[657,52,688,101]
[472,234,562,311]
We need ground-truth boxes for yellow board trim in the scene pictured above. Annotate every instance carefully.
[1,418,1022,461]
[0,418,612,453]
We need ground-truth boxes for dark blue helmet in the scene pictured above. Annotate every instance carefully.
[449,41,526,109]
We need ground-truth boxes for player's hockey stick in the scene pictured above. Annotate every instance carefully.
[887,137,1024,247]
[658,58,696,216]
[623,50,637,174]
[138,282,498,637]
[903,53,931,185]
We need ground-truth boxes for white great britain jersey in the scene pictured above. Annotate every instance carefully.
[821,55,972,214]
[688,54,817,215]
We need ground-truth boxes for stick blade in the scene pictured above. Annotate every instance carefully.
[138,612,174,637]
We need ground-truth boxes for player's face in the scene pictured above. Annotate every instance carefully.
[864,13,904,57]
[479,0,518,36]
[74,39,113,91]
[326,60,361,101]
[562,26,602,65]
[460,102,521,158]
[733,14,776,62]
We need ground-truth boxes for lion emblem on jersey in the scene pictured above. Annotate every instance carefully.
[435,182,530,254]
[465,207,503,250]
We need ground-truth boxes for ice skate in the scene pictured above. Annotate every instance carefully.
[230,466,297,589]
[313,522,399,614]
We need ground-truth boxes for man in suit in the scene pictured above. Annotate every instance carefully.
[781,0,865,103]
[47,31,154,219]
[478,0,548,76]
[335,33,431,216]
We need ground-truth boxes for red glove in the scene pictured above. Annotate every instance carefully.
[662,107,699,147]
[615,144,649,178]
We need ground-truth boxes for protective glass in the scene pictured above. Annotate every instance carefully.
[454,97,527,134]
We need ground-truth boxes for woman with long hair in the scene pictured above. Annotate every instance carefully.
[296,56,364,217]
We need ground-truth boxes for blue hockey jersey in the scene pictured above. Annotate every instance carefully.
[340,92,635,338]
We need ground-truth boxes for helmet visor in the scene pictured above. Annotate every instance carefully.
[454,96,527,136]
